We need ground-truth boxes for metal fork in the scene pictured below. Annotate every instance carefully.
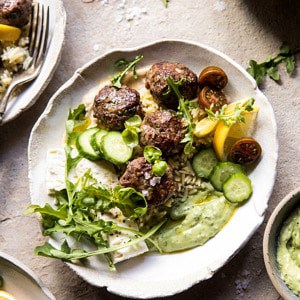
[0,2,50,124]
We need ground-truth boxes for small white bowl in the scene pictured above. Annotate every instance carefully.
[263,187,300,300]
[0,251,55,300]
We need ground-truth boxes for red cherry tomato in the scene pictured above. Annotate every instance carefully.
[228,137,262,165]
[199,86,227,112]
[199,66,228,90]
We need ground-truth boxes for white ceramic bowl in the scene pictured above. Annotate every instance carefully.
[28,39,278,298]
[263,187,300,300]
[0,251,55,300]
[1,0,66,125]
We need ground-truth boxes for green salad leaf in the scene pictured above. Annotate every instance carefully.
[122,115,142,148]
[166,77,196,155]
[205,98,255,127]
[35,221,165,261]
[144,146,168,177]
[112,55,144,89]
[25,104,163,266]
[247,42,300,85]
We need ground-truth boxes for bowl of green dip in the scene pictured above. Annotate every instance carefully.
[263,187,300,300]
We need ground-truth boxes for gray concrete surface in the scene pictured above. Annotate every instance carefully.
[1,0,300,299]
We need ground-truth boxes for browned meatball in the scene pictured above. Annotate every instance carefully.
[145,61,198,110]
[93,85,143,131]
[140,110,186,156]
[119,157,177,206]
[0,0,32,28]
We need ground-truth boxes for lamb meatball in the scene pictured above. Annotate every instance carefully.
[93,85,143,131]
[119,157,177,206]
[140,110,186,156]
[145,61,198,110]
[0,0,32,28]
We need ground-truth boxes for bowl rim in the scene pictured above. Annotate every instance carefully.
[263,186,300,300]
[0,251,55,300]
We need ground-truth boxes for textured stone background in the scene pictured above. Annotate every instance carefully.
[1,0,300,299]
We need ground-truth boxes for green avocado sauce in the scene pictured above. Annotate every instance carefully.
[153,191,236,253]
[277,206,300,297]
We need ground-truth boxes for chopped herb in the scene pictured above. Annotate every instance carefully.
[206,98,255,127]
[122,115,142,148]
[144,146,167,177]
[247,42,300,85]
[112,55,144,89]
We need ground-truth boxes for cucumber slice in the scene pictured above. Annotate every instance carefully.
[223,173,252,203]
[210,162,243,191]
[91,129,108,153]
[100,131,133,165]
[192,148,218,179]
[76,127,101,160]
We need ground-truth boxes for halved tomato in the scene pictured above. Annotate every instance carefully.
[228,137,262,165]
[199,86,227,112]
[199,66,228,90]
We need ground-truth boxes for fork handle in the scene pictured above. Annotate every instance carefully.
[0,83,19,123]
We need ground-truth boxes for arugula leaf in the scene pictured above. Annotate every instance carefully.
[26,104,155,267]
[35,221,165,262]
[112,186,148,219]
[112,55,143,89]
[247,42,300,85]
[166,77,196,155]
[206,98,255,127]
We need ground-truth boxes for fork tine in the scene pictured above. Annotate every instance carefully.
[35,6,49,66]
[31,4,44,65]
[28,2,39,57]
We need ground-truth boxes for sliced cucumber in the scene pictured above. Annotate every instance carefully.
[192,148,218,179]
[76,127,101,160]
[223,173,252,203]
[100,131,133,165]
[210,162,243,191]
[91,129,108,153]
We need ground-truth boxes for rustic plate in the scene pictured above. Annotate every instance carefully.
[28,39,278,298]
[1,0,66,125]
[0,251,55,300]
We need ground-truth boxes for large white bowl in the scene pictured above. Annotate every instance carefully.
[28,40,278,298]
[0,251,55,300]
[1,0,66,125]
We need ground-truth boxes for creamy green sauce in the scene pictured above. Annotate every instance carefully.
[277,206,300,297]
[154,191,235,252]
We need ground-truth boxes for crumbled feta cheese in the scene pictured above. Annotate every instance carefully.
[46,148,118,194]
[100,208,148,263]
[150,177,161,186]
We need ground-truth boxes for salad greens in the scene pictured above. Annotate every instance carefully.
[166,77,196,155]
[112,55,144,89]
[205,98,255,127]
[143,146,167,177]
[247,43,300,85]
[25,105,165,266]
[122,115,142,148]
